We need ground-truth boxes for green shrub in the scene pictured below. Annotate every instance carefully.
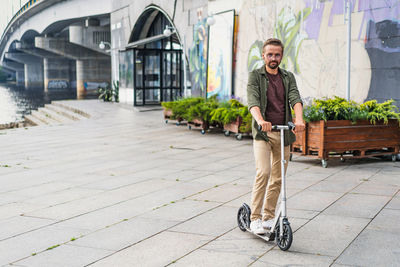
[161,97,204,120]
[184,96,219,122]
[303,96,400,124]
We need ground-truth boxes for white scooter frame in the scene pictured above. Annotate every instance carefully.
[237,122,295,251]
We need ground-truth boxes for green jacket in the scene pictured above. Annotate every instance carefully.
[247,65,303,146]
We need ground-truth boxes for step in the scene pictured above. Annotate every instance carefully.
[50,101,91,119]
[31,110,60,125]
[24,114,45,126]
[38,107,74,123]
[45,104,87,121]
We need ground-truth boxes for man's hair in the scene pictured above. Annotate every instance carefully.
[263,38,284,54]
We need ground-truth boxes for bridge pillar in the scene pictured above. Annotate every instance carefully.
[76,59,110,98]
[2,61,24,86]
[17,45,75,92]
[16,70,25,86]
[35,36,110,98]
[43,58,72,92]
[4,52,43,89]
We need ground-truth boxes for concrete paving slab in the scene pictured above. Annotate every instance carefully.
[307,179,362,193]
[386,196,400,210]
[189,227,274,264]
[192,173,242,185]
[370,173,400,187]
[335,229,400,266]
[223,192,251,208]
[90,231,211,267]
[25,178,176,220]
[8,182,75,198]
[1,100,400,266]
[0,225,90,265]
[188,183,250,203]
[0,202,47,221]
[13,244,111,267]
[170,205,238,237]
[0,216,55,241]
[286,208,320,220]
[351,181,399,196]
[290,214,370,257]
[287,190,343,211]
[0,193,27,206]
[140,199,220,222]
[323,193,390,219]
[367,208,400,234]
[170,247,256,267]
[22,187,104,206]
[71,217,179,251]
[253,249,334,266]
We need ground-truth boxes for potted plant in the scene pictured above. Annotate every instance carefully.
[161,97,204,125]
[292,97,400,167]
[210,99,252,140]
[185,96,219,134]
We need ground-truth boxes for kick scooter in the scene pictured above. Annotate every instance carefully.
[237,122,295,251]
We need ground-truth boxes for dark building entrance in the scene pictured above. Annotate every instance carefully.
[123,7,183,106]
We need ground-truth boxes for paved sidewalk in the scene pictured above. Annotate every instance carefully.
[0,100,399,267]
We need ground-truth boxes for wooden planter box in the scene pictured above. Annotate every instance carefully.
[163,108,185,125]
[188,118,209,134]
[291,119,400,167]
[223,116,251,140]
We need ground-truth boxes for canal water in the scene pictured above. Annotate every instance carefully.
[0,83,77,125]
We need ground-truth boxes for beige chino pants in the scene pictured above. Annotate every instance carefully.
[251,131,290,221]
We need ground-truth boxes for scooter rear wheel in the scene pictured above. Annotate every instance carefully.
[276,222,293,251]
[237,204,251,231]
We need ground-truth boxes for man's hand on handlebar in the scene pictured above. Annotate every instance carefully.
[293,119,305,134]
[257,120,272,132]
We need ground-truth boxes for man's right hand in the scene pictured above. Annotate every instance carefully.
[258,120,272,132]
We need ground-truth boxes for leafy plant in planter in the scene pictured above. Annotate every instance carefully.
[303,96,400,124]
[161,97,205,121]
[98,81,119,102]
[360,99,400,124]
[294,96,400,168]
[209,99,252,139]
[184,96,219,122]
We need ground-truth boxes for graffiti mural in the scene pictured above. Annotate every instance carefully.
[189,19,208,97]
[48,80,68,89]
[240,0,400,104]
[247,6,311,74]
[207,10,235,100]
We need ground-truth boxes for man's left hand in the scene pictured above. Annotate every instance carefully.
[293,120,305,134]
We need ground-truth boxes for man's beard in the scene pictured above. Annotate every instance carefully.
[268,61,279,69]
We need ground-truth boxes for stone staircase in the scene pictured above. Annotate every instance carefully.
[24,101,90,126]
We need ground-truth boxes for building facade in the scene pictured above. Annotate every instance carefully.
[109,0,400,106]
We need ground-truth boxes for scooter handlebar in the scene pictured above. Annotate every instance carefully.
[257,122,295,131]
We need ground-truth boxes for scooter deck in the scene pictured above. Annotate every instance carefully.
[245,228,275,242]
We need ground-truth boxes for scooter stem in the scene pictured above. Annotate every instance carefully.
[280,128,287,218]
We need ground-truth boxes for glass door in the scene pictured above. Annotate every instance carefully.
[134,48,182,106]
[162,50,181,102]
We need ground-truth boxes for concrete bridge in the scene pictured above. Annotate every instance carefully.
[0,0,209,104]
[0,0,113,97]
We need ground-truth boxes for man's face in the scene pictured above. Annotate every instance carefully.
[262,45,283,70]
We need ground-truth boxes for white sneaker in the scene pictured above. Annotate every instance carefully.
[250,219,265,235]
[262,218,275,230]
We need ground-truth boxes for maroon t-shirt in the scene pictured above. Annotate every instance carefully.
[265,72,285,126]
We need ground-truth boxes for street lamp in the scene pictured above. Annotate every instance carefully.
[206,15,216,26]
[163,26,175,37]
[99,41,111,52]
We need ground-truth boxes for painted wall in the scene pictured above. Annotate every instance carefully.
[232,0,400,105]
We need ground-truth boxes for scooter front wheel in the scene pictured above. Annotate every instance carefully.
[276,222,293,251]
[237,204,251,231]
